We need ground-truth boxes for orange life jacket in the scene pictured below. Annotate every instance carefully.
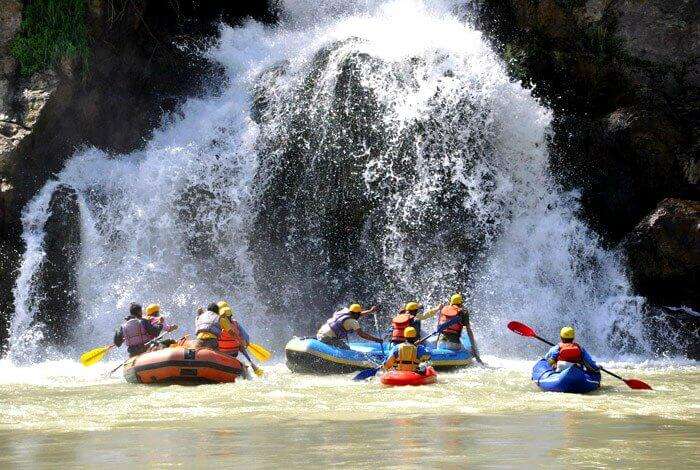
[218,321,242,354]
[391,313,413,342]
[557,342,583,363]
[438,305,463,335]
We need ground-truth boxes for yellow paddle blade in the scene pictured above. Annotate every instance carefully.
[79,345,111,367]
[253,366,264,377]
[247,343,272,362]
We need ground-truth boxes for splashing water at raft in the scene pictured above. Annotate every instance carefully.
[9,0,651,362]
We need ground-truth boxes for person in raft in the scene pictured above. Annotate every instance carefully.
[382,326,431,374]
[316,303,383,349]
[216,300,250,357]
[390,302,422,344]
[434,293,484,365]
[544,326,599,372]
[193,302,246,351]
[143,303,178,349]
[113,303,161,357]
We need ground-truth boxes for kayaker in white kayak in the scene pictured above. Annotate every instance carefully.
[545,326,599,372]
[382,327,431,374]
[316,303,383,349]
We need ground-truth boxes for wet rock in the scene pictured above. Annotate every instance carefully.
[32,185,81,347]
[624,198,699,310]
[474,0,699,239]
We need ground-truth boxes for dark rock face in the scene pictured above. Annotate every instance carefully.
[624,199,699,310]
[473,0,699,321]
[31,185,81,347]
[474,0,698,239]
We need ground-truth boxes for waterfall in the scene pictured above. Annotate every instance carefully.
[8,0,650,361]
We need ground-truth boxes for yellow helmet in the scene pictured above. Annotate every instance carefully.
[404,302,421,312]
[404,326,418,338]
[349,303,363,313]
[560,326,575,340]
[144,304,160,317]
[450,293,463,305]
[217,300,229,310]
[220,306,233,317]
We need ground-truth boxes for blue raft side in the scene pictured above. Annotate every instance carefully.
[301,334,473,365]
[353,334,473,363]
[531,359,601,393]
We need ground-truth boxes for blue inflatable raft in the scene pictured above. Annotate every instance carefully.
[285,336,473,374]
[531,359,601,393]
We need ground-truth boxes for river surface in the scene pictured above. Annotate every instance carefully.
[1,358,697,468]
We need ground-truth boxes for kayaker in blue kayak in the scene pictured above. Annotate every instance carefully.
[316,303,383,349]
[544,327,599,372]
[382,327,431,374]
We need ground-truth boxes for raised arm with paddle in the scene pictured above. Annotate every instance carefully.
[507,321,652,390]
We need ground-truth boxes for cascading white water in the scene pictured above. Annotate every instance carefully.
[9,0,651,361]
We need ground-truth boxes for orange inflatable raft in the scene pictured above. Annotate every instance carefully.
[123,346,246,384]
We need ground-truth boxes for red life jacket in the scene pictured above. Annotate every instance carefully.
[557,342,583,363]
[391,313,413,342]
[438,305,463,335]
[218,320,242,354]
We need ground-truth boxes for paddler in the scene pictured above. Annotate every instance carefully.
[435,293,484,365]
[216,301,250,357]
[382,326,430,374]
[545,326,599,372]
[143,303,178,349]
[113,303,161,357]
[193,302,246,352]
[316,303,383,349]
[390,301,442,344]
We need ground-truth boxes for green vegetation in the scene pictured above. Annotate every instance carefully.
[10,0,90,76]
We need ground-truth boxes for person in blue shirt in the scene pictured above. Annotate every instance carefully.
[382,326,431,374]
[545,326,599,371]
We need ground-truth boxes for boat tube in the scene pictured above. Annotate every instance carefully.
[531,359,601,393]
[285,336,473,374]
[379,366,437,386]
[123,346,246,384]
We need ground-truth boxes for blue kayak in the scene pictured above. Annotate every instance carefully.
[285,336,473,374]
[531,359,601,393]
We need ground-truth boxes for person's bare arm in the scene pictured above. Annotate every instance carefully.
[357,329,383,343]
[362,305,379,315]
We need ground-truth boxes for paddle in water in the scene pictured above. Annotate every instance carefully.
[240,347,264,377]
[352,316,462,381]
[507,321,652,390]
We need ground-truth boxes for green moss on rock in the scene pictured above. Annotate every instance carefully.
[10,0,89,76]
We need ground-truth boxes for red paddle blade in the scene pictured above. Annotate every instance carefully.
[507,321,536,337]
[624,379,653,390]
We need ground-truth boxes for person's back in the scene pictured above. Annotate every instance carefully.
[194,303,223,350]
[217,304,250,357]
[383,327,430,374]
[390,302,422,344]
[114,303,159,357]
[545,327,598,372]
[316,303,382,349]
